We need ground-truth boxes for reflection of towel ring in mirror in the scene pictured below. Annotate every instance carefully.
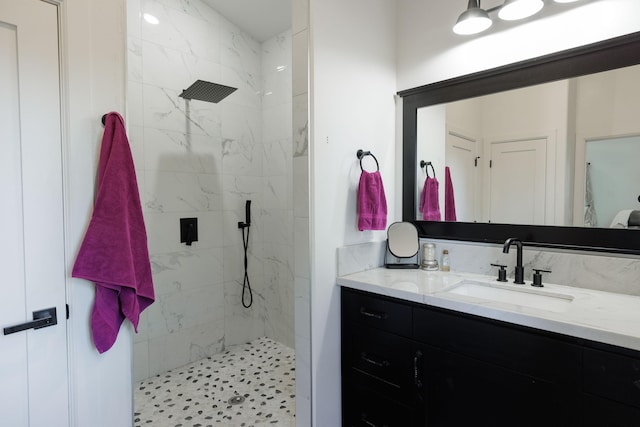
[420,160,436,178]
[357,149,380,171]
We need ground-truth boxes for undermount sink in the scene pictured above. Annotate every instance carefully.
[445,280,574,313]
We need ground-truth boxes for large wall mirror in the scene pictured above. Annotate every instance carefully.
[399,32,640,254]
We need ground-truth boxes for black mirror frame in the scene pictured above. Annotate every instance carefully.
[399,32,640,255]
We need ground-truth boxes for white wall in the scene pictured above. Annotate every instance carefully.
[64,0,133,426]
[397,0,640,91]
[309,0,397,425]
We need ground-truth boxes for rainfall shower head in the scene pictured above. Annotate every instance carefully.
[179,80,237,103]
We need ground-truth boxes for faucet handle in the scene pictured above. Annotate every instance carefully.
[531,268,552,287]
[490,263,508,282]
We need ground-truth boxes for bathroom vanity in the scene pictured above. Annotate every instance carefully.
[338,269,640,427]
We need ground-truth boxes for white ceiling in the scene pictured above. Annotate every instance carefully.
[203,0,291,42]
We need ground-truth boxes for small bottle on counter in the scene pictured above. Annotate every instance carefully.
[440,250,450,272]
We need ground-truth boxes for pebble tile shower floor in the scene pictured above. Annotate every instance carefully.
[134,337,295,426]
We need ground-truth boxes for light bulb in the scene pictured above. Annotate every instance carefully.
[453,7,493,35]
[498,0,544,21]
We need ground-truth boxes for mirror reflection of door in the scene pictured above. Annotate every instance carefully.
[488,137,547,225]
[445,129,479,222]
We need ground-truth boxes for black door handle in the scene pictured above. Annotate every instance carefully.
[3,307,57,335]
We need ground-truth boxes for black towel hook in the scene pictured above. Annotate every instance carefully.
[420,160,436,178]
[357,149,379,172]
[101,114,107,126]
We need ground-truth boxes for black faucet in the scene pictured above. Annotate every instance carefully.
[503,238,525,285]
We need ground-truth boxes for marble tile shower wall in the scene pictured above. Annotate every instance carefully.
[127,0,293,381]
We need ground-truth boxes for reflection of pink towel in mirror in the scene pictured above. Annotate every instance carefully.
[420,176,441,221]
[445,166,457,221]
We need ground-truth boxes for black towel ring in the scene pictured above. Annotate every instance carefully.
[357,149,379,172]
[420,160,436,178]
[101,114,108,126]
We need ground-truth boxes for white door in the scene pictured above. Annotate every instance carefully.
[0,0,70,425]
[489,138,547,225]
[446,130,479,222]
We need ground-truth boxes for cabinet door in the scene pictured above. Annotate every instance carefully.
[425,347,580,427]
[583,394,640,427]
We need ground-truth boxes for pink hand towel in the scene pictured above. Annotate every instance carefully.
[420,176,441,221]
[357,170,387,231]
[72,112,155,353]
[444,166,457,222]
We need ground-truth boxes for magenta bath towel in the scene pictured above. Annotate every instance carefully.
[357,171,387,231]
[444,166,457,221]
[72,112,155,353]
[419,176,441,221]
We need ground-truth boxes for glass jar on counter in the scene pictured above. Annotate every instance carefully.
[441,249,450,272]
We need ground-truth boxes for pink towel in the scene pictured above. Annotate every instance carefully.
[72,112,155,353]
[419,176,441,221]
[357,171,387,231]
[444,166,457,222]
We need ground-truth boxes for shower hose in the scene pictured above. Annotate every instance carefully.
[241,223,253,308]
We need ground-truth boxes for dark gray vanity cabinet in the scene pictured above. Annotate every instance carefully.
[341,287,640,427]
[341,289,424,426]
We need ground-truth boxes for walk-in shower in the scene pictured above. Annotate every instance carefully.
[127,0,295,424]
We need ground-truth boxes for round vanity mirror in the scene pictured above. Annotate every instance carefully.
[386,222,420,269]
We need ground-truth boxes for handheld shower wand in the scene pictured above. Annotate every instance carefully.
[238,200,251,229]
[238,200,253,307]
[245,200,251,226]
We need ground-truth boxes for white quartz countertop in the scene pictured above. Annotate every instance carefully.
[337,268,640,352]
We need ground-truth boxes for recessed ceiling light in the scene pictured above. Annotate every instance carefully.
[143,13,159,25]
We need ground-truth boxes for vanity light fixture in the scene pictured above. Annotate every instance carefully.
[498,0,544,21]
[453,0,493,35]
[453,0,581,35]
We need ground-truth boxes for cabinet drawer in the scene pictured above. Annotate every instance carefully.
[343,383,419,427]
[414,305,581,384]
[343,325,417,393]
[342,288,412,337]
[584,348,640,409]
